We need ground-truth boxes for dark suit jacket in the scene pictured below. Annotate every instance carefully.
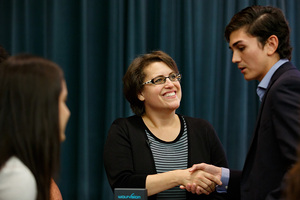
[228,62,300,200]
[104,115,228,200]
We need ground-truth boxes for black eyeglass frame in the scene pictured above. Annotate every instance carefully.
[142,73,181,85]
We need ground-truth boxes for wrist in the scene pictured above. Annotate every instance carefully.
[174,169,189,185]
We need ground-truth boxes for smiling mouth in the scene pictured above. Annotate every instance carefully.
[164,92,176,97]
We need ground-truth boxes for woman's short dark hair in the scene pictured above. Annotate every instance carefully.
[224,5,292,60]
[0,54,64,200]
[123,50,179,116]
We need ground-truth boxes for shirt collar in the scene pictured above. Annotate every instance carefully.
[256,59,289,101]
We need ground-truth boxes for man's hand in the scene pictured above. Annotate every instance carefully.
[180,163,222,195]
[189,163,222,179]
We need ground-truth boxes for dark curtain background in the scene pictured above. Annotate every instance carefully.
[0,0,299,199]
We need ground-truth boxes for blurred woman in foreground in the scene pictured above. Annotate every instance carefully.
[0,54,70,200]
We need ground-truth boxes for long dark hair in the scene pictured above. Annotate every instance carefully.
[0,54,63,200]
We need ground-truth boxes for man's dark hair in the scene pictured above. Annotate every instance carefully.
[225,5,292,60]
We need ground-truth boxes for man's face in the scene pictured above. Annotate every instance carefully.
[229,28,270,81]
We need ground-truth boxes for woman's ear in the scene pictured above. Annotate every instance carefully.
[138,93,145,101]
[266,35,279,56]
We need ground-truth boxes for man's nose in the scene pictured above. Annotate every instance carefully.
[232,51,241,63]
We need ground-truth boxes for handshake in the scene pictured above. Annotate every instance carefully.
[179,163,223,195]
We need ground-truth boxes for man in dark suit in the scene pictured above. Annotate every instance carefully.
[184,5,300,200]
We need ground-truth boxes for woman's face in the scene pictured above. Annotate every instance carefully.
[138,62,181,114]
[59,80,70,141]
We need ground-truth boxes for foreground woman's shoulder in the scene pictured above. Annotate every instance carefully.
[0,156,37,200]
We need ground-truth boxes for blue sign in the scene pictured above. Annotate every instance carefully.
[114,188,147,200]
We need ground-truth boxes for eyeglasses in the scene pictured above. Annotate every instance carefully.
[142,73,181,85]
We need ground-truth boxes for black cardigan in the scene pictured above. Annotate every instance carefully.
[104,114,228,200]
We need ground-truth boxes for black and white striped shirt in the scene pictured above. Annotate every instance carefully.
[145,116,188,199]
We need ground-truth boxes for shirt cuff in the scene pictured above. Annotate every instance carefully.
[216,167,229,193]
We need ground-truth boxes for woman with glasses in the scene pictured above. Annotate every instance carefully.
[104,50,228,200]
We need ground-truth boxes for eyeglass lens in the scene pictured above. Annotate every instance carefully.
[153,73,180,84]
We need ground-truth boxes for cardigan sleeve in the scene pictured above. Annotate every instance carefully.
[185,116,229,200]
[186,116,228,168]
[103,118,148,191]
[207,124,228,168]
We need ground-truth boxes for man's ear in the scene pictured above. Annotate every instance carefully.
[266,35,279,56]
[138,93,145,101]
